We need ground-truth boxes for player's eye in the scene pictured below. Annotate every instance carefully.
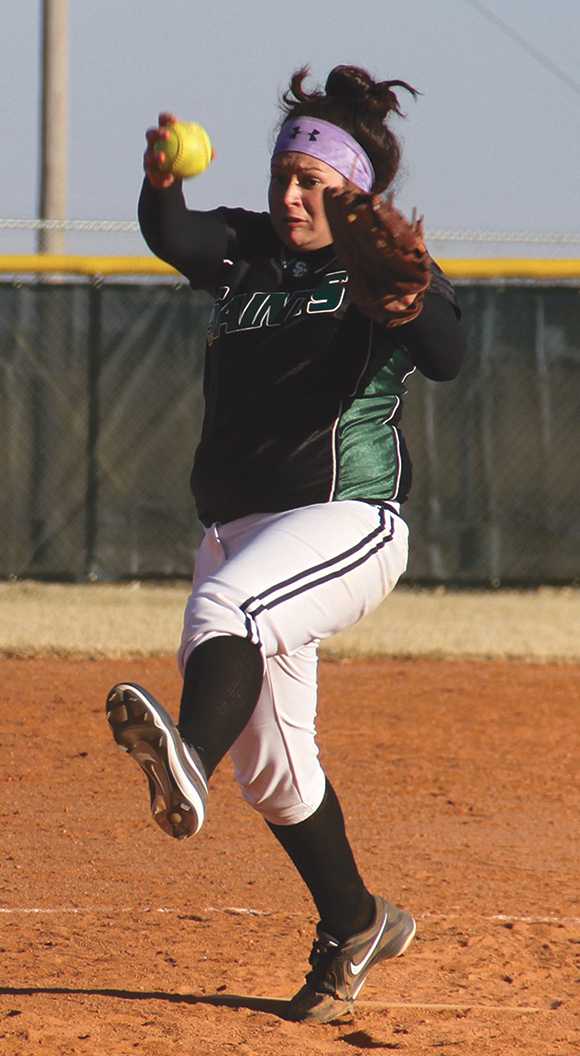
[300,175,320,188]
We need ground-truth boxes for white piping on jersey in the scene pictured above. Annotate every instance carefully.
[381,397,403,500]
[382,396,400,425]
[328,408,341,501]
[389,425,403,500]
[401,364,416,385]
[389,365,414,500]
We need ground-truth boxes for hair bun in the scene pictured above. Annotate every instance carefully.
[325,65,417,119]
[325,65,372,102]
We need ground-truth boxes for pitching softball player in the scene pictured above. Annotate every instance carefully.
[106,64,465,1023]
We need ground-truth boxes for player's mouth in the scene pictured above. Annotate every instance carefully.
[283,216,307,226]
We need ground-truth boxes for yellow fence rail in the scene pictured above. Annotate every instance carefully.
[1,254,580,280]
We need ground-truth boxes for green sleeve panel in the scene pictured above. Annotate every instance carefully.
[334,341,415,503]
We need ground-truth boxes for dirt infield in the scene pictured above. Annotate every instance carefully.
[2,655,579,1055]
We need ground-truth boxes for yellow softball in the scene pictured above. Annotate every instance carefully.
[154,121,214,179]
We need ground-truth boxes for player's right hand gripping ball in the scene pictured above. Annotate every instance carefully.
[324,188,431,327]
[153,120,214,179]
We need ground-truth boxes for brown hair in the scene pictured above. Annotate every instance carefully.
[278,65,419,193]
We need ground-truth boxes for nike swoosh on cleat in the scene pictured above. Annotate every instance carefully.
[349,909,389,976]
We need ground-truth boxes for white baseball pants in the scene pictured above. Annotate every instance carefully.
[178,500,408,825]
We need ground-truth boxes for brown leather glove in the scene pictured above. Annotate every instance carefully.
[324,187,431,327]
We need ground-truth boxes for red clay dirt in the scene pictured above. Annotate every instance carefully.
[1,656,579,1055]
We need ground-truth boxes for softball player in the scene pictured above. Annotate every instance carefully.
[106,64,465,1023]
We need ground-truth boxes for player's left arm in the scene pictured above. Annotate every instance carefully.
[397,283,466,381]
[323,188,466,376]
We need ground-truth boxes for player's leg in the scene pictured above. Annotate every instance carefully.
[107,523,262,838]
[229,644,375,936]
[216,502,413,1019]
[229,637,415,1024]
[173,499,407,783]
[177,633,263,778]
[108,501,407,842]
[271,787,415,1024]
[171,500,408,783]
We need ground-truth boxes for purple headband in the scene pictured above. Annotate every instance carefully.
[272,116,375,192]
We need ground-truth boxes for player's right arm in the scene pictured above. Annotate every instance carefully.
[137,111,230,288]
[139,113,276,290]
[138,178,230,289]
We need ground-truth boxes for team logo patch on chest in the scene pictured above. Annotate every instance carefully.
[207,270,348,344]
[288,260,309,279]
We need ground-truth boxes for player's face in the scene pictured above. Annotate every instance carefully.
[269,153,345,252]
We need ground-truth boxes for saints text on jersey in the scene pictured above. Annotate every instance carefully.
[207,270,349,344]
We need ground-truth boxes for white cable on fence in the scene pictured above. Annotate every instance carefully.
[427,230,580,245]
[0,218,139,232]
[2,217,580,245]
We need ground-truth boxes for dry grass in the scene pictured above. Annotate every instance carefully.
[1,580,579,662]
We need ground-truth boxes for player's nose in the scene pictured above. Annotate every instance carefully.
[282,177,302,207]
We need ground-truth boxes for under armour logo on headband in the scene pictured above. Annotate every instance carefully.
[289,125,320,142]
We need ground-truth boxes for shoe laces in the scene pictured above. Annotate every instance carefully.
[305,930,341,997]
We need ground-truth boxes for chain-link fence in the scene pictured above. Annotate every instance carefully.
[1,277,579,584]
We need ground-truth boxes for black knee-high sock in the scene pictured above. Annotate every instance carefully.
[267,780,375,941]
[178,635,263,779]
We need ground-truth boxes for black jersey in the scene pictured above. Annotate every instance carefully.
[138,183,464,526]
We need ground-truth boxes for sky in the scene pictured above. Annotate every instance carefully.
[2,0,580,257]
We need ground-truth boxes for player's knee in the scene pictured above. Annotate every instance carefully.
[236,764,326,826]
[178,584,251,674]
